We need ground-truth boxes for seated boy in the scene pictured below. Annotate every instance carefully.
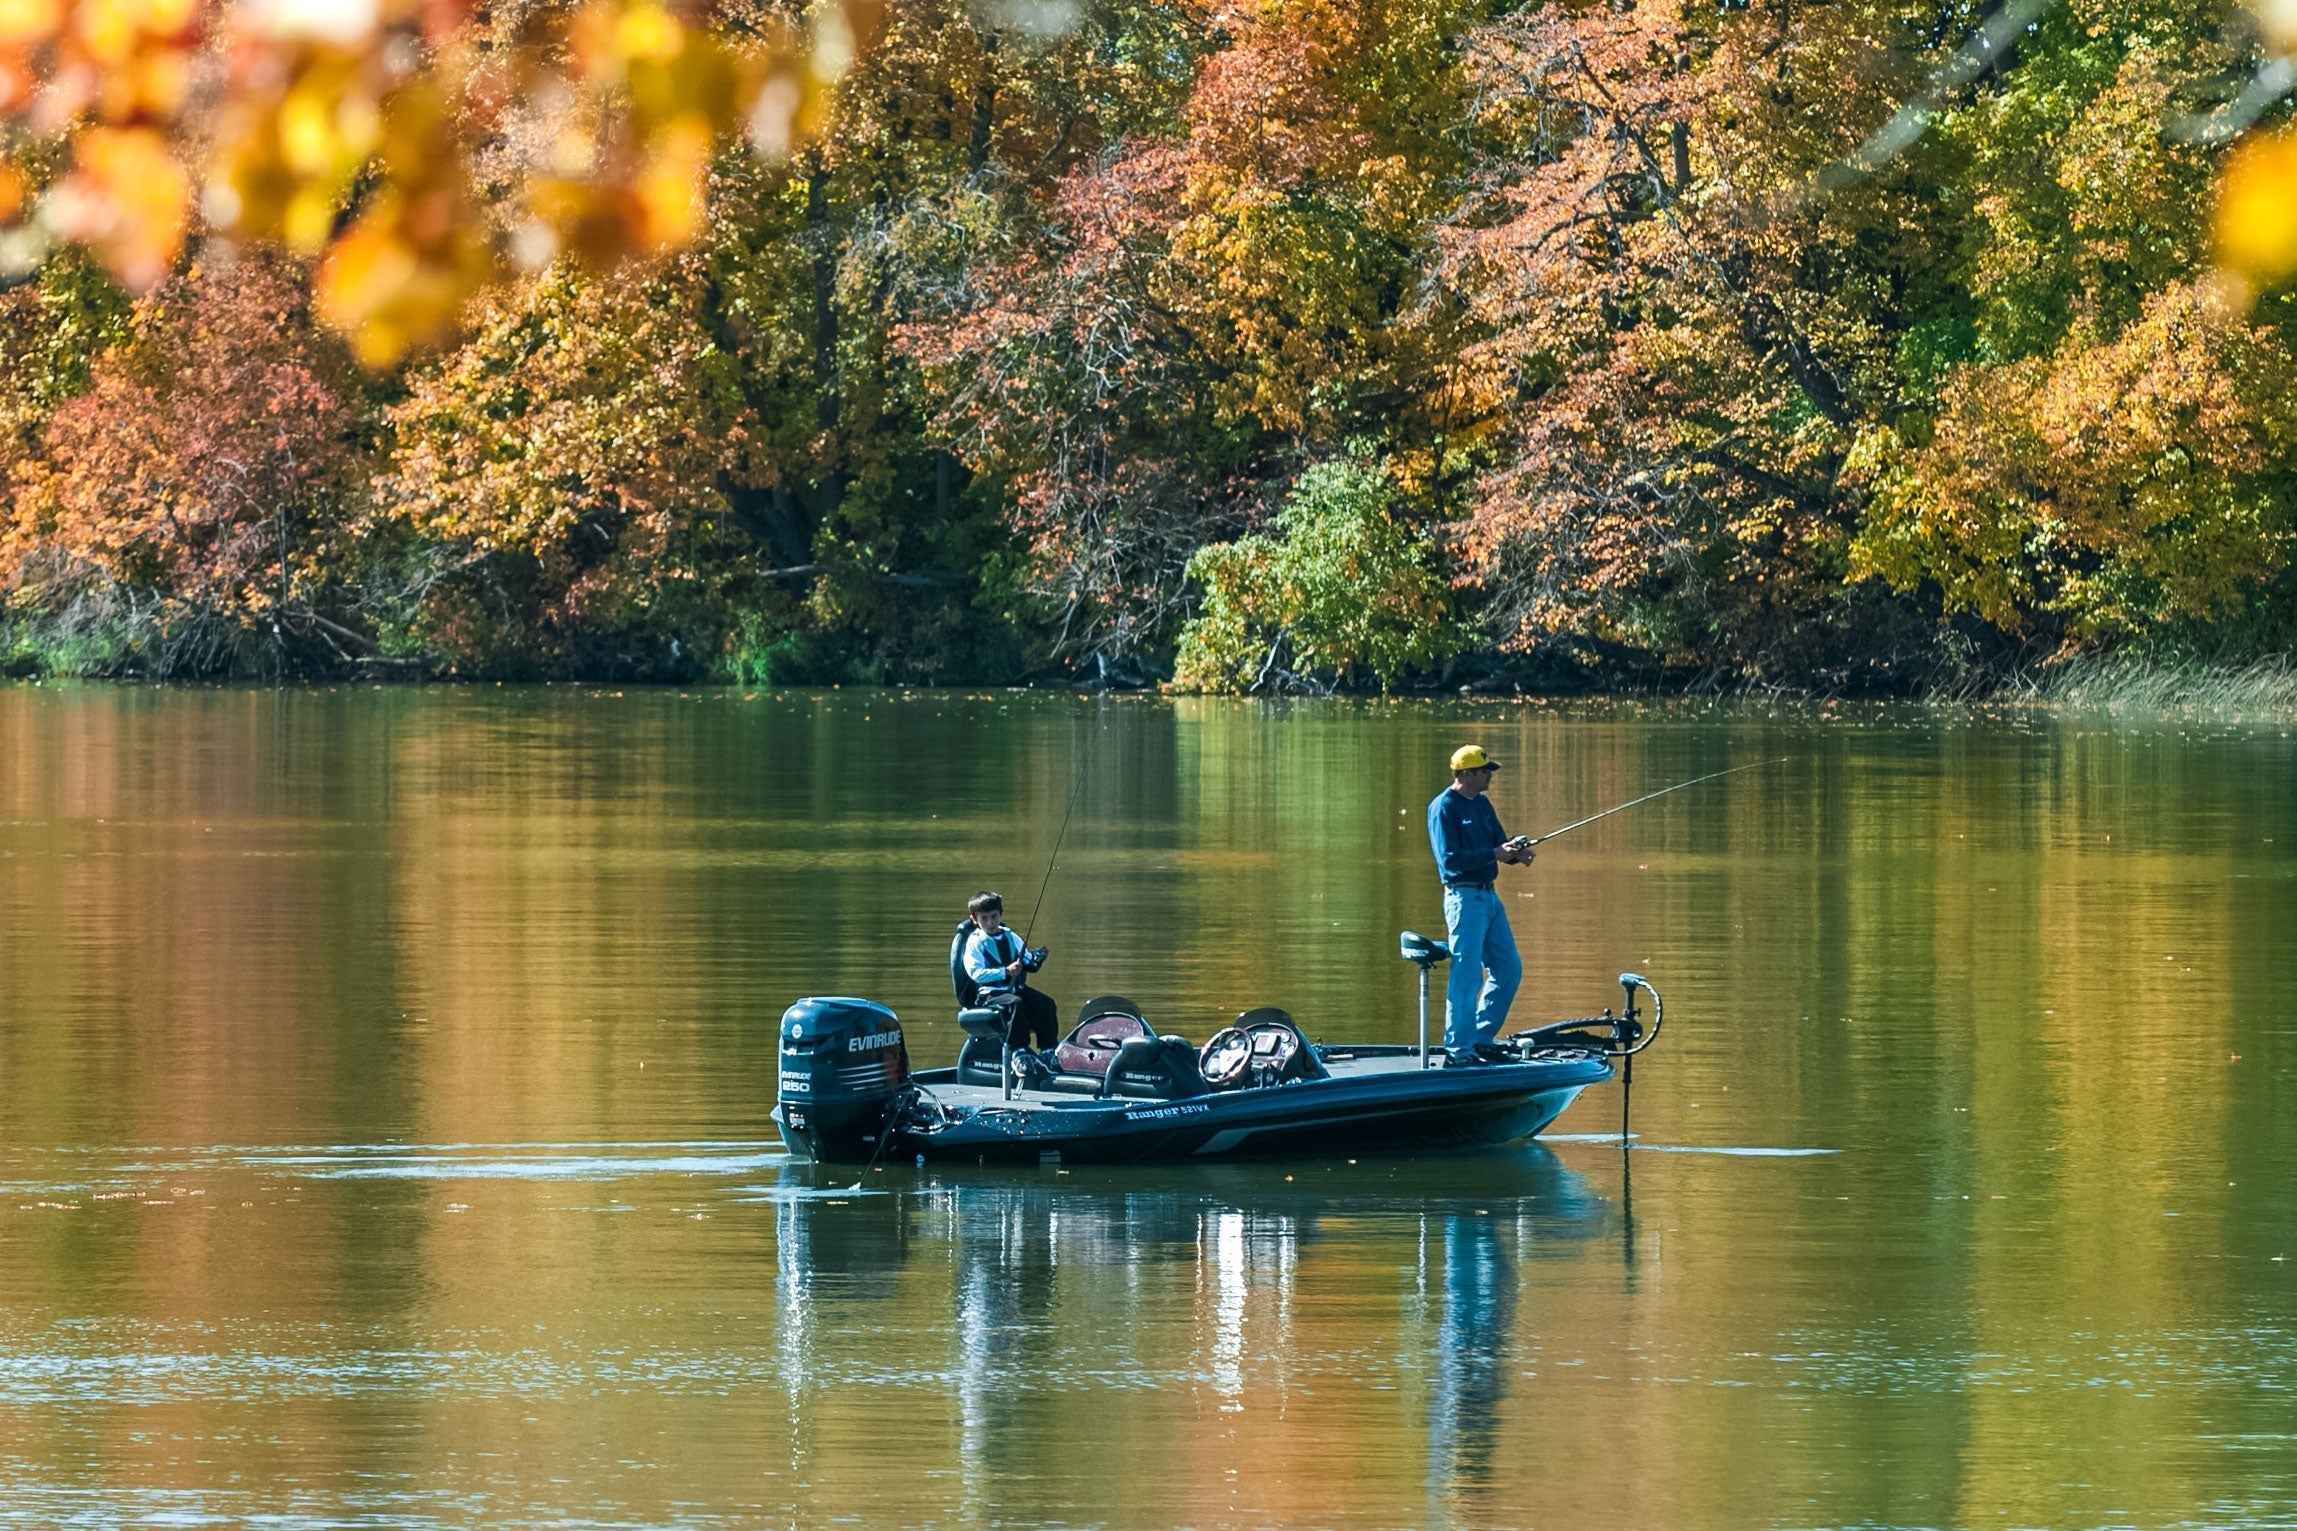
[962,890,1060,1051]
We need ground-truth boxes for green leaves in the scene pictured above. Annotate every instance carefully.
[1173,454,1464,693]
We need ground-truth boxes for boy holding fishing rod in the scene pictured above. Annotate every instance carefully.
[960,891,1059,1051]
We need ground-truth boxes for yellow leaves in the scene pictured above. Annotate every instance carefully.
[74,0,197,67]
[312,77,500,369]
[634,113,712,251]
[611,2,685,64]
[46,126,187,291]
[317,200,497,370]
[2214,0,2297,301]
[5,0,891,361]
[212,47,387,255]
[1852,280,2297,637]
[2214,128,2297,298]
[0,0,63,47]
[516,2,760,266]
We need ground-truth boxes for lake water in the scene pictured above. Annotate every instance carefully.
[1,683,2293,1528]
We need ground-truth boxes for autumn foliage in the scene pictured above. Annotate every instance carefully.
[5,0,2297,686]
[3,252,359,673]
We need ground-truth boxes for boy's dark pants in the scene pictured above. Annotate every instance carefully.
[1004,987,1061,1050]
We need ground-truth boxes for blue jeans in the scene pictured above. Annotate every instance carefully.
[1441,886,1522,1052]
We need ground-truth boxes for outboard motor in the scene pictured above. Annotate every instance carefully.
[776,997,909,1163]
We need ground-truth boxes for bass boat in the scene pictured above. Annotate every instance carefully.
[773,929,1664,1166]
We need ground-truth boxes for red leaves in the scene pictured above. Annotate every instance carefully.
[3,251,355,636]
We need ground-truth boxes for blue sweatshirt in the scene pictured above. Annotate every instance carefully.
[1427,787,1508,886]
[964,925,1026,993]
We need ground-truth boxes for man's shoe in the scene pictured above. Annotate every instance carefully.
[1444,1049,1485,1068]
[1473,1043,1514,1064]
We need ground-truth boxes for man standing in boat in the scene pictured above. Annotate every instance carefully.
[1427,746,1533,1067]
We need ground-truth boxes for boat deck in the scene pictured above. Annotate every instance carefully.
[913,1045,1472,1113]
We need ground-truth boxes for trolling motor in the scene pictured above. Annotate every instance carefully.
[1516,973,1664,1059]
[1509,974,1664,1145]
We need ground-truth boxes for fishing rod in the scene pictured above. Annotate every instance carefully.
[1021,745,1086,947]
[1517,758,1786,850]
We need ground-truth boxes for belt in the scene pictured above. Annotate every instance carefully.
[1444,880,1495,892]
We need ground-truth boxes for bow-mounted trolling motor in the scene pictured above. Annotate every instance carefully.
[1515,973,1664,1059]
[1506,973,1664,1144]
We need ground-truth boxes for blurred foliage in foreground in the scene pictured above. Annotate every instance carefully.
[4,0,2297,690]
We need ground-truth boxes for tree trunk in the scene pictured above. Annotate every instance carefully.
[808,156,843,521]
[968,31,999,175]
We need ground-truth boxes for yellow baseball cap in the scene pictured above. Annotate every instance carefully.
[1450,745,1500,772]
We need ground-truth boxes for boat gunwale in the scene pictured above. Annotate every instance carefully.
[906,1047,1614,1118]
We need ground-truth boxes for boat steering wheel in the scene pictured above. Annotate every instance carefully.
[1199,1028,1252,1089]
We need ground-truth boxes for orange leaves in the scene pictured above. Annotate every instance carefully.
[316,199,496,372]
[1,0,203,284]
[303,75,498,369]
[369,259,769,665]
[2,0,894,365]
[4,252,356,644]
[35,0,200,129]
[1851,282,2297,636]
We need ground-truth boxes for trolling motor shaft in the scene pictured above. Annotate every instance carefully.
[1512,974,1664,1146]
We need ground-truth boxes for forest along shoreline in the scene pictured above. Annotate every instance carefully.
[6,4,2297,696]
[5,657,2295,717]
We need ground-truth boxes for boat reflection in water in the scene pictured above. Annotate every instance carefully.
[761,1147,1608,1512]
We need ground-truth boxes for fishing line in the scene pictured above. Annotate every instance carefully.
[1525,757,1787,848]
[1021,724,1087,946]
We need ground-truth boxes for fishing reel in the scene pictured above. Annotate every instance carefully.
[1020,946,1049,973]
[1511,973,1663,1059]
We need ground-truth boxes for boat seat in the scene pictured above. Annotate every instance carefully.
[1052,1004,1153,1081]
[1101,1036,1210,1100]
[1399,930,1451,967]
[957,1003,1011,1043]
[956,1033,1004,1087]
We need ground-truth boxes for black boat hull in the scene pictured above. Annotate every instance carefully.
[776,1049,1613,1165]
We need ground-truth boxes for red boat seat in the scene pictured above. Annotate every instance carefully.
[1053,1001,1153,1080]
